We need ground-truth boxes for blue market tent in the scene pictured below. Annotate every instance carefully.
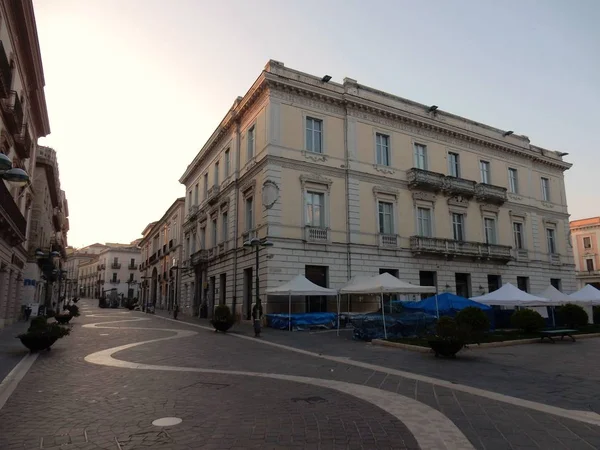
[403,292,491,315]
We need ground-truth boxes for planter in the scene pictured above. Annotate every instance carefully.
[428,339,465,358]
[18,334,58,352]
[55,314,73,324]
[211,320,234,333]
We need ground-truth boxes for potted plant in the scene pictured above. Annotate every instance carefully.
[211,304,235,333]
[17,316,70,352]
[510,309,545,333]
[66,303,80,317]
[54,311,73,324]
[125,297,137,310]
[428,316,466,358]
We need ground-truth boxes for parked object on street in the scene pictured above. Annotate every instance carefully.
[252,304,263,337]
[173,303,179,320]
[16,316,70,352]
[211,304,235,332]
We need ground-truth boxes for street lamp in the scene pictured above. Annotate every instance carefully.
[243,237,273,316]
[35,249,60,310]
[1,153,30,187]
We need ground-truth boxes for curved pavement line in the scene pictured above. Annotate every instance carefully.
[153,315,600,427]
[84,318,474,450]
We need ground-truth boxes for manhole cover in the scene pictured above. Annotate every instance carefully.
[152,417,182,427]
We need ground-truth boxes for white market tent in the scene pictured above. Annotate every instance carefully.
[338,272,437,338]
[470,283,550,307]
[537,285,573,305]
[569,284,600,305]
[265,274,338,331]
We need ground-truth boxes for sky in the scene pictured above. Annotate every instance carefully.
[32,0,600,248]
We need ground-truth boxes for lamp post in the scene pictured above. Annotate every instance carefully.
[243,237,273,315]
[140,276,151,313]
[170,260,180,316]
[0,153,30,187]
[35,249,61,311]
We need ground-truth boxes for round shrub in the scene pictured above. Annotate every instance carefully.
[211,304,235,332]
[557,303,588,328]
[455,307,490,334]
[436,316,459,339]
[510,309,545,333]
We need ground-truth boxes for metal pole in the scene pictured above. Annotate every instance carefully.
[255,245,260,310]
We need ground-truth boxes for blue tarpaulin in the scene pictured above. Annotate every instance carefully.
[351,312,437,341]
[402,292,491,314]
[266,312,337,331]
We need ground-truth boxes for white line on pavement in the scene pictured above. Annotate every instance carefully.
[0,353,39,412]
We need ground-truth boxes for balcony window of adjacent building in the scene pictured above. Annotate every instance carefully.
[221,212,228,242]
[417,207,432,237]
[212,218,217,247]
[480,160,490,184]
[375,133,390,166]
[584,236,592,249]
[305,191,325,228]
[247,125,255,159]
[214,162,219,186]
[508,168,519,194]
[448,152,460,177]
[513,222,524,249]
[245,196,254,231]
[452,213,465,241]
[305,117,323,154]
[586,258,595,272]
[541,177,550,202]
[484,217,497,244]
[224,148,230,176]
[112,273,117,282]
[378,201,394,235]
[546,228,557,254]
[414,143,427,170]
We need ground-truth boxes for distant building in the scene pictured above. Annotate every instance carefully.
[96,246,142,299]
[570,217,600,289]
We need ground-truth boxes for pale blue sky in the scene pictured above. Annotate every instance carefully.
[32,0,600,248]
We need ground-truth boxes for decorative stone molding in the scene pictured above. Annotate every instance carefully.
[508,194,524,202]
[480,204,499,214]
[373,164,395,175]
[302,150,328,162]
[208,205,219,217]
[509,210,527,220]
[269,88,345,116]
[541,201,555,209]
[542,218,558,228]
[262,180,280,210]
[373,185,399,197]
[447,195,469,209]
[300,174,333,191]
[241,179,256,197]
[220,199,229,212]
[412,191,436,202]
[198,211,207,225]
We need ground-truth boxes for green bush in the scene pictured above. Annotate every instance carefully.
[436,316,460,340]
[557,303,588,328]
[67,304,80,317]
[510,309,545,333]
[213,304,233,322]
[21,316,70,340]
[594,306,600,325]
[455,307,490,334]
[29,316,48,331]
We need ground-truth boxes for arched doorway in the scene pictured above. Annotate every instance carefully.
[151,268,158,309]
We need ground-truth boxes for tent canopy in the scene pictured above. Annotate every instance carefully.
[265,274,337,296]
[404,292,491,313]
[569,284,600,305]
[470,283,549,307]
[339,272,436,295]
[536,285,572,305]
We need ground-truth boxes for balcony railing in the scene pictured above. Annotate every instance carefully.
[475,183,508,205]
[128,263,138,270]
[190,249,208,266]
[576,270,600,278]
[305,226,328,242]
[410,236,513,263]
[207,185,220,205]
[0,41,12,98]
[111,262,121,269]
[2,91,23,135]
[109,279,120,284]
[379,233,398,248]
[14,124,32,159]
[443,176,476,197]
[0,180,26,245]
[407,168,445,192]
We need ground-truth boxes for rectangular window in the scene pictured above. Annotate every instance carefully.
[484,217,497,244]
[508,168,518,193]
[113,257,118,264]
[247,125,255,159]
[112,273,117,282]
[129,273,134,282]
[130,258,135,266]
[214,162,219,186]
[480,160,490,184]
[414,143,427,170]
[224,149,230,176]
[212,218,217,247]
[546,228,556,254]
[203,173,208,197]
[550,278,562,290]
[305,117,323,153]
[186,237,190,258]
[193,184,198,205]
[221,212,228,242]
[541,177,550,201]
[188,191,192,209]
[191,233,196,253]
[448,152,460,177]
[417,207,432,237]
[584,237,592,249]
[200,228,206,249]
[452,213,464,241]
[517,276,529,293]
[586,258,595,271]
[378,201,394,235]
[513,222,524,249]
[305,191,325,227]
[376,133,390,166]
[245,197,254,231]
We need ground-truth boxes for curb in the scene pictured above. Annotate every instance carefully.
[372,332,600,352]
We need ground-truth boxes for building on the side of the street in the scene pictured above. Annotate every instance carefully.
[96,245,142,299]
[139,198,185,311]
[77,257,98,299]
[178,60,575,320]
[570,217,600,290]
[22,146,69,309]
[0,0,51,327]
[65,250,97,299]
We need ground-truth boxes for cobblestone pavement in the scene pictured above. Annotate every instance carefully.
[151,311,600,450]
[0,320,29,382]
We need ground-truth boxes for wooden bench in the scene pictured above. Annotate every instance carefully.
[540,329,578,343]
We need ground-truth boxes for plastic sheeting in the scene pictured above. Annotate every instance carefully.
[351,312,437,341]
[266,312,337,331]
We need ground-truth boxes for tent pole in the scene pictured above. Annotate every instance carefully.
[336,294,340,337]
[381,291,387,340]
[288,292,291,332]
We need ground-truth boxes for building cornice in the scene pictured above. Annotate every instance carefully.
[139,198,185,246]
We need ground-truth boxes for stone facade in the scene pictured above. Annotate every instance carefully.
[570,217,600,290]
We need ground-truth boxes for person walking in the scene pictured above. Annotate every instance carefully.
[173,302,179,320]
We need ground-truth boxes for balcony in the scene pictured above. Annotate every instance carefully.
[0,179,26,245]
[13,124,32,159]
[111,262,121,269]
[109,279,120,285]
[52,209,64,232]
[169,239,174,250]
[407,168,445,192]
[149,253,157,264]
[2,91,24,135]
[410,236,513,263]
[207,247,216,259]
[0,41,12,98]
[475,183,508,205]
[207,185,220,205]
[162,244,167,254]
[128,263,138,270]
[304,226,328,243]
[379,234,398,248]
[190,249,208,266]
[157,249,162,258]
[576,270,600,279]
[443,177,476,197]
[186,205,199,221]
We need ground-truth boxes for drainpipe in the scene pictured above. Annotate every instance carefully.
[343,101,352,281]
[231,120,241,319]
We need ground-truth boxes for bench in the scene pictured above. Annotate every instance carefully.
[540,329,578,343]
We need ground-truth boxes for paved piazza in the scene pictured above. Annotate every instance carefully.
[1,301,600,449]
